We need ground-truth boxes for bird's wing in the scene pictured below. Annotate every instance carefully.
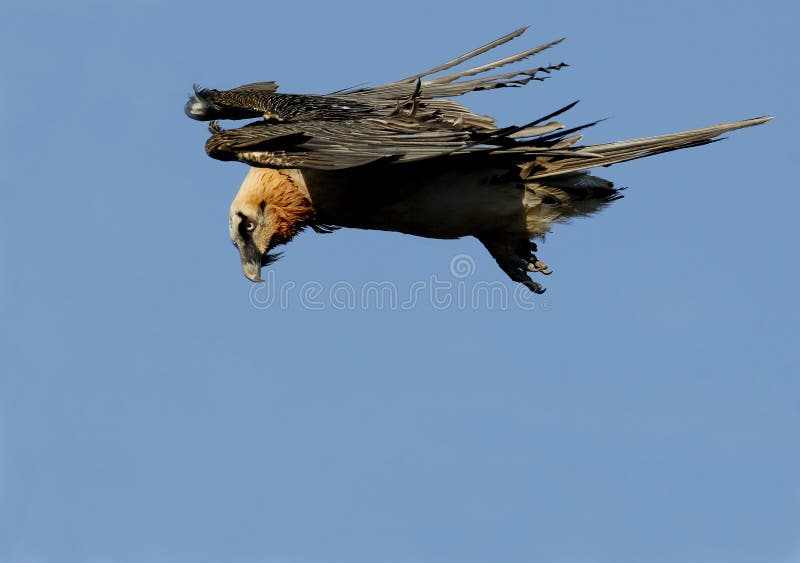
[205,118,470,170]
[201,28,575,170]
[194,28,769,173]
[193,27,578,168]
[338,27,566,101]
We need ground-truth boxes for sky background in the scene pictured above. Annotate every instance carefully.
[1,1,798,562]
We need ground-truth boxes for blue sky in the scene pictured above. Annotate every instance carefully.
[1,1,798,562]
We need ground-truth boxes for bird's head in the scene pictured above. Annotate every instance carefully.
[228,168,316,282]
[229,198,282,283]
[184,84,221,121]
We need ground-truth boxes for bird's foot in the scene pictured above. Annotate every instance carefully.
[498,258,547,294]
[528,258,552,275]
[480,237,552,294]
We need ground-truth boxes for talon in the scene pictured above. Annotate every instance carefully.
[530,241,539,252]
[208,120,222,134]
[523,280,546,294]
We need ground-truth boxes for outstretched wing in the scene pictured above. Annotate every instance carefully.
[198,27,570,169]
[205,118,471,170]
[193,27,770,173]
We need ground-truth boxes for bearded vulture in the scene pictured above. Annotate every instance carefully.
[185,27,769,293]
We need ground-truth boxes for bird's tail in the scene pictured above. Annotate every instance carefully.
[508,115,771,234]
[514,115,772,180]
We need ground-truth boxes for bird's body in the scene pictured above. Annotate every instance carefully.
[187,27,769,293]
[239,163,527,238]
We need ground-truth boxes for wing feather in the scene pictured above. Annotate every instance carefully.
[206,119,470,170]
[423,38,564,85]
[392,26,530,84]
[195,29,769,173]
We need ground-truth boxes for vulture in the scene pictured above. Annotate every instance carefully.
[185,27,769,293]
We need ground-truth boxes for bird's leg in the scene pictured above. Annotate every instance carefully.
[479,236,551,294]
[504,258,546,294]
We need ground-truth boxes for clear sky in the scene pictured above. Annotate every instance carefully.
[1,1,798,562]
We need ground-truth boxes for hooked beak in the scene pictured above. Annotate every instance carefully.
[241,259,263,282]
[239,243,264,282]
[239,244,282,282]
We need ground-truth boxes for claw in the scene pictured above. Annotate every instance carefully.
[482,237,551,295]
[523,280,546,294]
[208,120,223,134]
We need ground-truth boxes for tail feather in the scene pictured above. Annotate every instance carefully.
[521,116,772,180]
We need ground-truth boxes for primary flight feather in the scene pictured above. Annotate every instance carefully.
[185,26,769,293]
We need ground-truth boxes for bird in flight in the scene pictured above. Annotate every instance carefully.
[185,27,769,293]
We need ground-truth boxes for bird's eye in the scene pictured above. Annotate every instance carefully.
[245,220,256,232]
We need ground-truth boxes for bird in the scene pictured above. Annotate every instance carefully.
[185,26,769,293]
